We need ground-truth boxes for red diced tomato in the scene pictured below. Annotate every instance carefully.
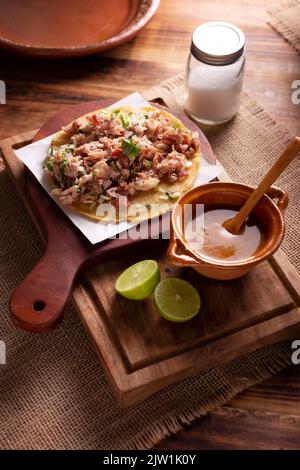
[110,147,123,158]
[88,114,100,126]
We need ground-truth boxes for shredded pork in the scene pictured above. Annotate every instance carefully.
[44,108,200,209]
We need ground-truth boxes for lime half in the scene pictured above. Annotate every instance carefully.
[154,278,201,322]
[115,260,160,300]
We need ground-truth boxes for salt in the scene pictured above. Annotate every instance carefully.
[184,22,245,125]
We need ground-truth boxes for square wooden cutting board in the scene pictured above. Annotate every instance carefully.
[1,129,300,407]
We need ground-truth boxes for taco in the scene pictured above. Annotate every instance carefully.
[44,104,201,222]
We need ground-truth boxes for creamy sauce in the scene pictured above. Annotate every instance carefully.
[185,206,262,263]
[0,0,135,47]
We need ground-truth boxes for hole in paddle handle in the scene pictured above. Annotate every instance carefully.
[33,300,46,312]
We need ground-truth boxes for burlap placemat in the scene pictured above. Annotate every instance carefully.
[0,75,298,450]
[268,0,300,53]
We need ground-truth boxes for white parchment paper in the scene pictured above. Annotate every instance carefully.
[15,92,222,244]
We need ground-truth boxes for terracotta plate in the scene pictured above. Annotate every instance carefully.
[0,0,159,58]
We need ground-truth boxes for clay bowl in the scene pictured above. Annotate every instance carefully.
[0,0,160,58]
[167,182,288,280]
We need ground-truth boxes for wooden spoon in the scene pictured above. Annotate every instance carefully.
[223,137,300,235]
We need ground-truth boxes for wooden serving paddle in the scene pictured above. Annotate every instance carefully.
[223,137,300,235]
[9,99,216,333]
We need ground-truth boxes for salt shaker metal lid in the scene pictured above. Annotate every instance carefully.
[191,21,245,66]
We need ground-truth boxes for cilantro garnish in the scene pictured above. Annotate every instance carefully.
[120,113,130,129]
[111,109,120,118]
[121,139,140,160]
[111,109,130,128]
[45,161,53,172]
[60,159,67,174]
[144,160,153,169]
[165,191,179,200]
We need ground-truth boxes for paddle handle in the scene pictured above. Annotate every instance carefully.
[9,241,84,332]
[226,137,300,234]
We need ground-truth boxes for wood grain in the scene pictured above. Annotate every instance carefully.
[0,0,299,448]
[0,1,299,138]
[5,99,213,333]
[88,256,295,369]
[156,406,300,450]
[2,129,300,407]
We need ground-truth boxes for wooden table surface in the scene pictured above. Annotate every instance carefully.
[0,0,299,450]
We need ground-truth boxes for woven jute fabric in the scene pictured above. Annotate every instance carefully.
[268,0,300,53]
[0,75,298,450]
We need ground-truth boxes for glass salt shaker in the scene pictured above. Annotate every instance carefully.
[184,21,245,125]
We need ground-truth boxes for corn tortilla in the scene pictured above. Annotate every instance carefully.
[49,105,201,222]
